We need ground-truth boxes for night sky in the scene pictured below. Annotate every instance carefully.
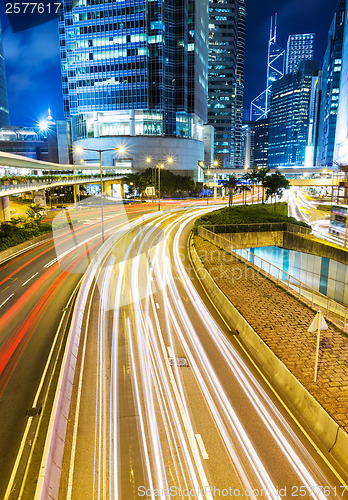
[244,0,339,116]
[0,0,341,126]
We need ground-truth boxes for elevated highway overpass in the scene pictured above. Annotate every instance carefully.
[0,151,126,221]
[204,167,342,187]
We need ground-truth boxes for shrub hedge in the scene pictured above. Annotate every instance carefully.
[0,223,52,252]
[193,203,311,234]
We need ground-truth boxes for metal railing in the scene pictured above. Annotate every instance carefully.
[198,226,348,331]
[201,222,311,235]
[0,176,121,193]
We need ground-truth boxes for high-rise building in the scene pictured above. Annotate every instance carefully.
[58,0,208,178]
[317,0,346,167]
[0,22,10,126]
[335,0,348,166]
[253,118,269,169]
[268,60,319,168]
[208,0,245,168]
[234,0,246,168]
[0,122,71,164]
[306,71,322,168]
[286,33,315,74]
[241,121,254,169]
[250,15,285,122]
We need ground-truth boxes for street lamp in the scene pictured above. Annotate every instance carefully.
[75,145,124,242]
[146,156,173,210]
[146,157,155,203]
[157,163,164,210]
[157,156,173,211]
[206,170,210,205]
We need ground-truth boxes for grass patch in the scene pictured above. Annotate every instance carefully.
[316,204,332,212]
[193,202,311,234]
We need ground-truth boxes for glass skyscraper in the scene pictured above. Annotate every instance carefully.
[268,60,319,168]
[253,118,269,169]
[58,0,208,176]
[335,0,348,166]
[0,22,10,127]
[317,0,345,167]
[208,0,245,168]
[286,33,315,75]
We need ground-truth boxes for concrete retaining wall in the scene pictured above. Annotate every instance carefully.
[284,232,348,265]
[189,237,348,473]
[218,231,283,249]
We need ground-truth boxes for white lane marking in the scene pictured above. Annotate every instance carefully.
[21,272,39,287]
[5,280,81,500]
[174,216,332,498]
[195,434,209,460]
[0,293,14,308]
[67,279,98,500]
[167,346,173,358]
[155,302,160,309]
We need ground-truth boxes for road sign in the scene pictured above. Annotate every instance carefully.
[308,310,328,382]
[145,186,155,196]
[307,311,328,333]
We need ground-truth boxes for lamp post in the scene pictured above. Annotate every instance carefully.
[158,156,173,211]
[157,163,164,211]
[146,157,155,203]
[75,146,125,242]
[146,156,173,210]
[206,170,210,205]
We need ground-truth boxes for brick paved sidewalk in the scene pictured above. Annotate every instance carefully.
[194,235,348,433]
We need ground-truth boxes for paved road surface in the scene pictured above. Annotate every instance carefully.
[59,207,347,499]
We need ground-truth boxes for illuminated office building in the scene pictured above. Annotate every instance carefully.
[58,0,208,178]
[335,0,348,165]
[250,15,285,122]
[0,22,9,126]
[208,0,245,168]
[268,60,319,168]
[286,33,315,74]
[253,118,269,169]
[317,0,345,166]
[241,121,254,169]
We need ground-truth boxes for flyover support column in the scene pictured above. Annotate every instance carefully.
[103,181,111,197]
[103,181,123,199]
[73,184,81,207]
[0,196,10,222]
[33,189,47,214]
[214,186,217,199]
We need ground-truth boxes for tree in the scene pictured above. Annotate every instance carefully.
[245,167,259,204]
[25,203,45,226]
[124,169,197,198]
[225,174,238,207]
[9,215,25,227]
[255,167,270,203]
[263,172,290,210]
[124,172,148,197]
[237,182,252,205]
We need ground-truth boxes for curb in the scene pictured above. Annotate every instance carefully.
[189,235,348,474]
[34,269,93,500]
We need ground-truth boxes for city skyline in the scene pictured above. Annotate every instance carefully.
[0,0,339,126]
